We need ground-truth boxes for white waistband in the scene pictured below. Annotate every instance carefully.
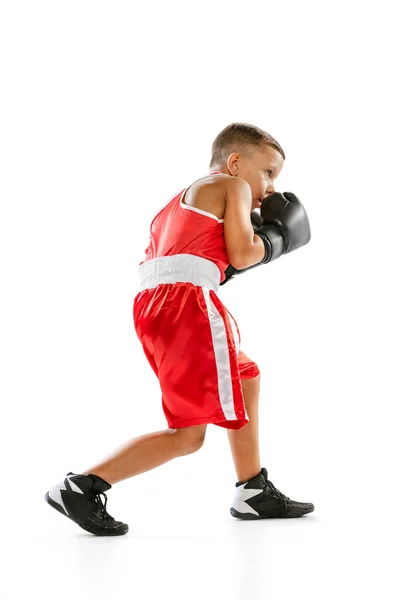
[138,254,221,293]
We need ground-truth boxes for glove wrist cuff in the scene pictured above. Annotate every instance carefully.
[255,225,284,263]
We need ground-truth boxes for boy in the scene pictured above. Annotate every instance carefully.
[44,123,314,536]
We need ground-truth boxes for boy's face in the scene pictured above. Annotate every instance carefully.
[224,145,284,211]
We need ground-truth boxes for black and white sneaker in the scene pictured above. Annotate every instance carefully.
[230,467,314,519]
[44,472,129,536]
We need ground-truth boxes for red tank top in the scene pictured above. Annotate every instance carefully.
[140,172,230,283]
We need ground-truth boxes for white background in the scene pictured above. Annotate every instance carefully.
[1,1,399,599]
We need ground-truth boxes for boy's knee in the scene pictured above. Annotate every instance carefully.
[184,438,205,455]
[171,425,207,455]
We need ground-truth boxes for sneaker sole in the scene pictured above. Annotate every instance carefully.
[230,505,314,519]
[44,492,129,536]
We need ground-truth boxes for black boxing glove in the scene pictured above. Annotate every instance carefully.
[250,210,263,229]
[256,191,311,264]
[220,192,311,285]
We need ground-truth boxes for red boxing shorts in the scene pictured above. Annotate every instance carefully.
[133,254,260,430]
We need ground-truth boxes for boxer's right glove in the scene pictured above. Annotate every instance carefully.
[220,192,311,285]
[256,191,311,264]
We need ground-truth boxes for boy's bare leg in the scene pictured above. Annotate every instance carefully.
[227,375,261,482]
[80,425,207,485]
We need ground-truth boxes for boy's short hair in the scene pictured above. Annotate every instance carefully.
[209,122,285,169]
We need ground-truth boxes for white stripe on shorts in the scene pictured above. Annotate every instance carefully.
[201,287,239,421]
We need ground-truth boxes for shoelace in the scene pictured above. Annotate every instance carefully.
[264,478,290,510]
[91,492,114,522]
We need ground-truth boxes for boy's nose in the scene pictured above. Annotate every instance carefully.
[265,186,275,197]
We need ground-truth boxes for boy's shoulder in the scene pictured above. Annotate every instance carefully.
[182,173,233,220]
